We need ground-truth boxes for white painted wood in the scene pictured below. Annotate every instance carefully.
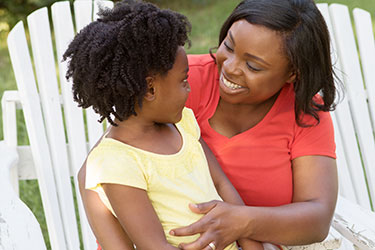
[317,3,371,209]
[1,91,19,195]
[331,113,357,203]
[52,2,97,249]
[94,0,114,20]
[334,196,375,250]
[74,0,93,32]
[27,8,80,250]
[7,21,67,250]
[354,8,375,131]
[12,143,91,181]
[329,4,375,208]
[353,8,375,203]
[3,2,375,250]
[0,141,47,250]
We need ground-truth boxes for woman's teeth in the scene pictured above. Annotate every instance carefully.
[223,77,243,90]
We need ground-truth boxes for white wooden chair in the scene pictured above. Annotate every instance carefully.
[1,1,375,250]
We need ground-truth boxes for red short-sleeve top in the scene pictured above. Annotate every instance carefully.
[186,54,336,207]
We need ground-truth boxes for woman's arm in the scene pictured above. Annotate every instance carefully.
[197,138,263,250]
[102,183,179,250]
[172,155,338,249]
[78,164,135,250]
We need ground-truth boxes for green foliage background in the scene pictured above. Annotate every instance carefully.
[0,0,374,249]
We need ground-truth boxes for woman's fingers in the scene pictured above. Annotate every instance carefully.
[170,200,220,236]
[170,218,206,237]
[188,200,220,214]
[178,233,222,250]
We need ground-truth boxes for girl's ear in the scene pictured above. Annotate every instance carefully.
[144,76,156,101]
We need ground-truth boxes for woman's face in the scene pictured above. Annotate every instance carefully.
[216,19,295,105]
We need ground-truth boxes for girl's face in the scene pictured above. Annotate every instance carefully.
[152,46,190,124]
[216,20,295,106]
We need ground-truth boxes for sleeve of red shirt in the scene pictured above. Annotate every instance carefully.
[185,54,217,120]
[185,55,204,115]
[290,110,336,160]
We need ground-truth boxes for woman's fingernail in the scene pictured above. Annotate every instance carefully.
[190,203,198,208]
[169,230,175,235]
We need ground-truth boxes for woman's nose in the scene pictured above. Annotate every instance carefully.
[223,56,242,75]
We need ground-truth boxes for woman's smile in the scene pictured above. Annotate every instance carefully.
[219,73,248,95]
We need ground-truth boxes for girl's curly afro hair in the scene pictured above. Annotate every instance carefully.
[63,0,191,125]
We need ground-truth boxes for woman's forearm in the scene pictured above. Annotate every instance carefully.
[239,156,338,245]
[240,201,332,245]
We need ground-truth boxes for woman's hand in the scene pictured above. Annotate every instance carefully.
[170,201,247,250]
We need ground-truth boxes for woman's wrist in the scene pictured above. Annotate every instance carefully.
[237,204,256,239]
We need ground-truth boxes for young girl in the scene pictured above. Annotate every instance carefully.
[63,1,262,249]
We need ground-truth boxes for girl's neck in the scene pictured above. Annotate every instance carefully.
[106,114,183,155]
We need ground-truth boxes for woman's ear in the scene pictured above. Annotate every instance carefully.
[144,76,156,101]
[286,71,297,84]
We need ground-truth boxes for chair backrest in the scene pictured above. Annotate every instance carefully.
[3,1,375,250]
[317,3,375,211]
[6,1,113,249]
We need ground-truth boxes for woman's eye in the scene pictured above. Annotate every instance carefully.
[246,62,261,72]
[224,42,234,52]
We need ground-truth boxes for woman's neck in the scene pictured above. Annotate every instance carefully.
[209,93,279,138]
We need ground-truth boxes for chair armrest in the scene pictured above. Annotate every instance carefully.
[0,141,18,170]
[333,196,375,250]
[0,141,47,250]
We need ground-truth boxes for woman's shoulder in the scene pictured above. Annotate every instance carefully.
[187,53,216,67]
[185,54,219,117]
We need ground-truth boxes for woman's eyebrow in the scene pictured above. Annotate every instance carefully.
[229,31,236,46]
[229,30,270,66]
[244,52,270,66]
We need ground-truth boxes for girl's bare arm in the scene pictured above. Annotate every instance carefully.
[102,183,179,250]
[78,164,134,250]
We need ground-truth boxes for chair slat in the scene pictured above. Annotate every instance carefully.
[7,21,67,250]
[317,3,372,209]
[27,8,80,249]
[329,4,375,208]
[52,2,97,249]
[353,8,375,202]
[331,113,357,203]
[74,0,93,32]
[0,142,47,250]
[354,8,375,130]
[94,0,114,20]
[1,91,19,194]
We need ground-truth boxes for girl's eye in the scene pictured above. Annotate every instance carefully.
[223,42,234,52]
[246,62,261,72]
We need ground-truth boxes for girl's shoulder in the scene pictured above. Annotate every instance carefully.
[177,108,201,140]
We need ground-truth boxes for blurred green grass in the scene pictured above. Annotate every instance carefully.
[0,0,374,249]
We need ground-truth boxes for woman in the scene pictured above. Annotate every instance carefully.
[78,0,338,249]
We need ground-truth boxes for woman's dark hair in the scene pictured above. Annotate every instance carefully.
[63,0,191,125]
[216,0,337,126]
